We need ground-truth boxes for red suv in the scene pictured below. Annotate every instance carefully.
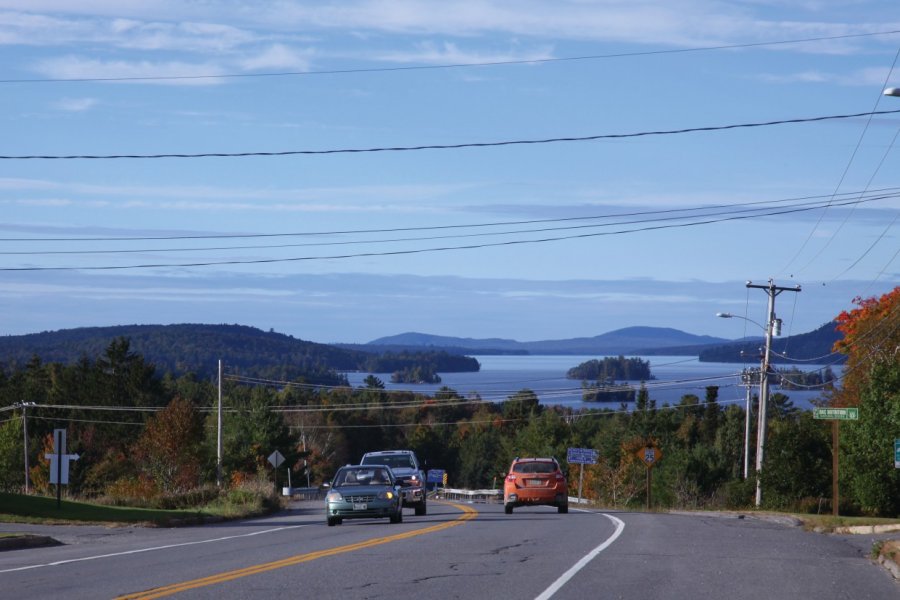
[503,457,568,514]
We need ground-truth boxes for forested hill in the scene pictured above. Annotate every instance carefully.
[0,324,482,382]
[698,321,844,363]
[0,324,371,381]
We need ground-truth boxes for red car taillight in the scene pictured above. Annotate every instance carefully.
[506,474,517,483]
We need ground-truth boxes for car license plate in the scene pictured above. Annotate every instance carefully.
[527,479,543,486]
[352,502,367,510]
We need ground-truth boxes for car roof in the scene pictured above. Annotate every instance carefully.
[363,450,413,455]
[512,457,558,463]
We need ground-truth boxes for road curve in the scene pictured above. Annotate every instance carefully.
[0,500,896,599]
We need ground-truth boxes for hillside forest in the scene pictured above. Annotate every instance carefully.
[0,288,897,516]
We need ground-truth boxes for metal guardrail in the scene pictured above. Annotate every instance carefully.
[288,485,591,506]
[438,488,502,503]
[283,486,325,500]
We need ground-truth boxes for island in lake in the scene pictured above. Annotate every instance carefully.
[567,356,653,403]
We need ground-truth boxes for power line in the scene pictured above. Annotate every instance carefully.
[5,186,897,244]
[4,187,898,253]
[2,29,897,85]
[0,191,888,271]
[2,109,899,161]
[785,45,900,280]
[1,195,891,256]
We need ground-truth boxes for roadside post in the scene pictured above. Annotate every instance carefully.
[46,428,79,509]
[637,443,662,511]
[567,447,599,503]
[814,407,859,516]
[268,450,285,495]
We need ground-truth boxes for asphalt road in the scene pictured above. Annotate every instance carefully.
[1,500,897,599]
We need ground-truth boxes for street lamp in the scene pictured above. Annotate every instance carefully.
[715,312,763,330]
[716,313,765,482]
[717,310,776,507]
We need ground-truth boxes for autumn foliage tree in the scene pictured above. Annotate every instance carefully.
[832,287,900,516]
[132,397,206,495]
[833,287,900,407]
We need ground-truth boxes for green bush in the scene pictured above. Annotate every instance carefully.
[152,485,221,510]
[721,478,754,509]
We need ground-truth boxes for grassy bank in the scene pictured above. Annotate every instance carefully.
[0,490,282,527]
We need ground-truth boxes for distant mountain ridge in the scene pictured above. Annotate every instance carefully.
[0,323,844,383]
[365,327,730,355]
[698,321,844,363]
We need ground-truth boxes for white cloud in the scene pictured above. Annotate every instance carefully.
[33,55,229,84]
[0,9,263,51]
[373,40,554,65]
[237,43,314,71]
[0,177,478,204]
[758,66,894,86]
[4,2,898,53]
[51,96,98,111]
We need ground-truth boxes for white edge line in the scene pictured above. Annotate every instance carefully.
[534,511,626,600]
[0,524,310,574]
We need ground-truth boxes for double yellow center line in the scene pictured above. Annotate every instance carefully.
[117,502,478,599]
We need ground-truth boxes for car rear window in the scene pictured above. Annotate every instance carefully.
[335,468,391,486]
[512,461,557,474]
[363,455,412,469]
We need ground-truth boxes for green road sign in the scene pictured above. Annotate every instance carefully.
[814,407,859,421]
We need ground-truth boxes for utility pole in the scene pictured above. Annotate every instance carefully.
[217,359,223,488]
[740,369,758,480]
[17,401,36,494]
[747,279,800,507]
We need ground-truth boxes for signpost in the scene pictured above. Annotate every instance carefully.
[636,444,662,510]
[814,408,860,516]
[45,429,79,509]
[268,450,285,494]
[567,447,599,503]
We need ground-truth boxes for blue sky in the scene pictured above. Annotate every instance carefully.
[1,1,898,344]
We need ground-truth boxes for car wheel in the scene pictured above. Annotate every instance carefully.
[504,503,513,514]
[415,501,426,516]
[327,517,338,526]
[558,504,568,514]
[390,511,401,524]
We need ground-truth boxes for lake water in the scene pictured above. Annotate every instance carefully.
[344,355,836,412]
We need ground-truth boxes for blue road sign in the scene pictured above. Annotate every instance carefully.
[567,447,599,464]
[427,469,446,484]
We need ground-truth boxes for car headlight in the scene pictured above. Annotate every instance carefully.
[377,490,396,500]
[326,491,343,502]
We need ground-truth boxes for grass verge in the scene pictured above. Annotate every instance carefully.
[0,491,283,527]
[793,513,900,533]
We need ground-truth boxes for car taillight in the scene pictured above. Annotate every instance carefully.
[506,474,517,482]
[555,473,565,480]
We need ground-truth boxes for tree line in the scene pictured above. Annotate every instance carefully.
[0,287,896,516]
